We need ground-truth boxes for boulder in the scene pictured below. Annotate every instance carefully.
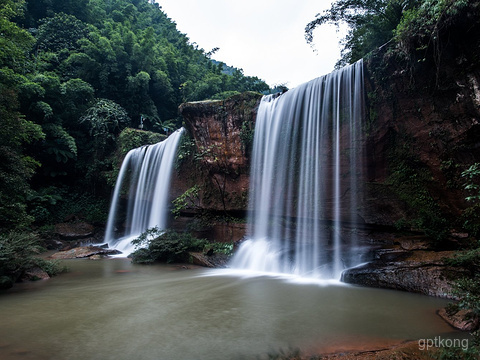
[342,250,466,299]
[438,308,479,332]
[49,246,121,259]
[189,252,215,268]
[22,267,50,281]
[188,251,231,268]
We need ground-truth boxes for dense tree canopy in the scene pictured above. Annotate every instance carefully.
[0,0,272,231]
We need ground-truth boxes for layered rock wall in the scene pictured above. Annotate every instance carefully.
[171,92,262,215]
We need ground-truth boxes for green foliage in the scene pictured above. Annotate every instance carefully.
[0,231,64,289]
[42,123,78,163]
[434,345,479,360]
[27,187,63,224]
[0,0,35,70]
[171,185,201,218]
[443,244,480,355]
[305,0,418,66]
[117,127,166,157]
[452,276,480,317]
[210,90,241,100]
[240,120,255,156]
[0,70,44,231]
[37,12,89,53]
[458,164,480,238]
[206,242,234,257]
[394,0,471,48]
[0,0,274,229]
[131,228,208,264]
[387,139,449,243]
[51,190,110,225]
[80,98,131,183]
[462,163,480,202]
[80,98,130,140]
[175,134,196,169]
[305,0,474,68]
[445,245,480,274]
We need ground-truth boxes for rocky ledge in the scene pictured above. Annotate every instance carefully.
[341,237,467,299]
[49,246,121,259]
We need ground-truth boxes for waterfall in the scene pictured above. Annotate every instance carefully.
[230,60,365,279]
[104,128,184,255]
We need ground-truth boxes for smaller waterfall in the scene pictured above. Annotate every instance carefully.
[105,128,184,255]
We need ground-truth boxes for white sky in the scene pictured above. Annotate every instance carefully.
[157,0,346,89]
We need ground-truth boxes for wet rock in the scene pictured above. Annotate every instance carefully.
[393,236,434,251]
[0,276,13,290]
[438,308,480,332]
[189,252,215,268]
[342,250,466,298]
[22,267,50,281]
[54,222,95,240]
[49,246,121,259]
[43,238,66,250]
[188,251,231,268]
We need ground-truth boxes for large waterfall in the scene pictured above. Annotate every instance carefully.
[105,128,184,255]
[231,60,365,279]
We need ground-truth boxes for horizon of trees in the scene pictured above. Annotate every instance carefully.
[0,0,275,231]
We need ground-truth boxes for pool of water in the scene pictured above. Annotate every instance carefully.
[0,258,462,360]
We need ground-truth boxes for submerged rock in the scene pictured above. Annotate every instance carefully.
[438,308,479,332]
[22,267,50,281]
[49,246,121,259]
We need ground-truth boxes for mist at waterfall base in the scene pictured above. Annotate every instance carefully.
[104,128,184,255]
[231,60,366,280]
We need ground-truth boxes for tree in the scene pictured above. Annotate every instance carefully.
[80,98,130,149]
[36,12,90,53]
[305,0,421,67]
[2,0,274,227]
[79,98,131,193]
[0,0,44,230]
[0,0,35,71]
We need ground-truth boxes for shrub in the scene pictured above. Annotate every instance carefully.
[444,244,480,356]
[0,231,64,289]
[130,228,208,264]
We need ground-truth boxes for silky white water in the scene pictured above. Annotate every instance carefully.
[104,128,184,255]
[231,61,365,279]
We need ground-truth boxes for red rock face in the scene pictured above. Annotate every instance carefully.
[363,40,480,228]
[172,92,262,214]
[173,37,480,234]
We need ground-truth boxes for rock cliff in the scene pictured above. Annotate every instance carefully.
[171,9,480,298]
[172,92,262,215]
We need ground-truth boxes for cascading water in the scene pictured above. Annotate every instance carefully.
[230,60,365,279]
[104,128,184,255]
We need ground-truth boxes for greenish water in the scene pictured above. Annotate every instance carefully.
[0,258,462,360]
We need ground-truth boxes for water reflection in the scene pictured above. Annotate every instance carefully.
[0,259,462,360]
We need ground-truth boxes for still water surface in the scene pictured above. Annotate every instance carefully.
[0,258,460,359]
